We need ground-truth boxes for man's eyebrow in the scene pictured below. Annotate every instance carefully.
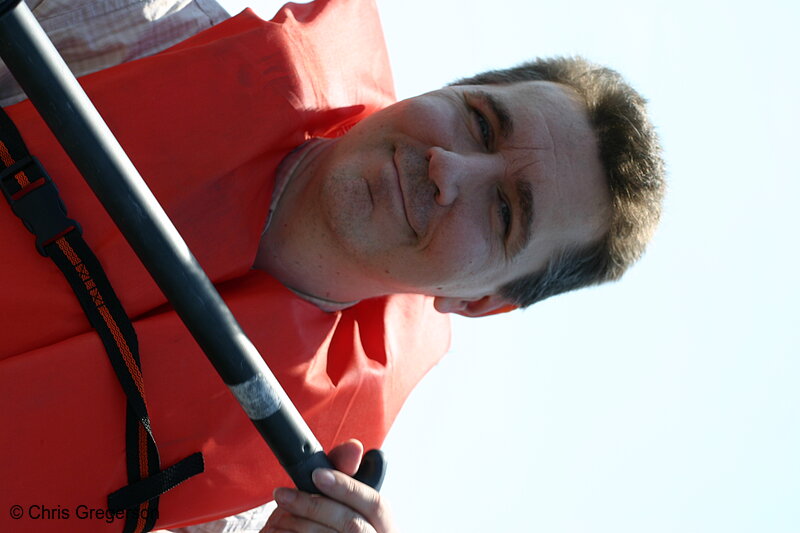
[474,90,514,141]
[510,178,534,259]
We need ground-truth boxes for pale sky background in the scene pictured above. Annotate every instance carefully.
[220,1,799,531]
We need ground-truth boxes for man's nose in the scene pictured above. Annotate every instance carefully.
[426,146,499,206]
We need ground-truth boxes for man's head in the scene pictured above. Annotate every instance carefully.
[260,57,664,314]
[451,57,666,309]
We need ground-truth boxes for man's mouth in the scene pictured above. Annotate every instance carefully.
[394,150,419,237]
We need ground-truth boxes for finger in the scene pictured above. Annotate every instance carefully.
[311,469,391,530]
[327,439,364,476]
[273,487,377,533]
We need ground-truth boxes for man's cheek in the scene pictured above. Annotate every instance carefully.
[402,99,456,145]
[428,229,488,277]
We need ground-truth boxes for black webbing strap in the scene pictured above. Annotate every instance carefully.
[1,107,203,533]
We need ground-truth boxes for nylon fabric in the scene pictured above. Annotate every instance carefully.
[0,106,204,532]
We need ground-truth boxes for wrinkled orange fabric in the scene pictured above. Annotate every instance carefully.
[0,1,450,530]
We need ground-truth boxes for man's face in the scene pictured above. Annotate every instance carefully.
[308,80,609,315]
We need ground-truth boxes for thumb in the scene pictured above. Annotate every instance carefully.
[326,438,364,476]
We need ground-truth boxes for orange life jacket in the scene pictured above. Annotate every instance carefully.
[0,1,450,530]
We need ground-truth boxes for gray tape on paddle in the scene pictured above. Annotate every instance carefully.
[228,374,282,420]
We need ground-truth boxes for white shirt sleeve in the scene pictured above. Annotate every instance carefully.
[155,501,277,533]
[0,0,230,106]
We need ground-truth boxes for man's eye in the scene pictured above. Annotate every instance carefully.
[498,192,511,238]
[472,108,492,148]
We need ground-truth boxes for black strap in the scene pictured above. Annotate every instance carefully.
[109,452,205,511]
[1,107,203,533]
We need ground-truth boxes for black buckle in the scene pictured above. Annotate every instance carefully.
[1,155,81,255]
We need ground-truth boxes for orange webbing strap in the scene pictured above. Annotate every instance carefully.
[1,108,203,533]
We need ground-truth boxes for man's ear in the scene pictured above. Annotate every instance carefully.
[433,294,518,317]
